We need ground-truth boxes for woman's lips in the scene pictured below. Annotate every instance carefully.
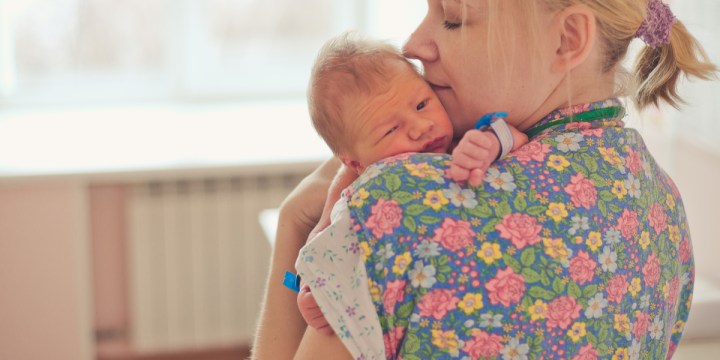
[427,81,451,92]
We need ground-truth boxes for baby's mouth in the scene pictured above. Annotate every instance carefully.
[423,136,447,152]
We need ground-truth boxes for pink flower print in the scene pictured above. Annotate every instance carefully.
[642,253,661,287]
[633,311,651,340]
[383,326,406,359]
[433,218,475,252]
[462,330,504,359]
[679,237,692,263]
[648,203,668,235]
[382,279,406,315]
[485,267,526,307]
[564,173,597,210]
[418,288,459,320]
[513,141,552,164]
[617,208,639,240]
[545,296,581,329]
[496,213,542,249]
[366,198,403,238]
[569,250,597,285]
[625,147,642,175]
[666,275,681,306]
[572,344,599,360]
[606,274,629,304]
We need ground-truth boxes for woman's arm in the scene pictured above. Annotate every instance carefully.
[294,327,353,360]
[251,157,342,360]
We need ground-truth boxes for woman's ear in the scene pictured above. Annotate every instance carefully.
[551,5,597,73]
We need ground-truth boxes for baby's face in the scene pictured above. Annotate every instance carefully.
[341,61,454,173]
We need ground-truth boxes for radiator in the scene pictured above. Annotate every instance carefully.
[125,172,305,351]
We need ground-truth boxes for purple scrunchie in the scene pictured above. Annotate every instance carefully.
[635,0,676,48]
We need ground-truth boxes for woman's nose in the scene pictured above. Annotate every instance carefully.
[402,20,439,63]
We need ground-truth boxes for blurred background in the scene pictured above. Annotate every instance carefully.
[0,0,718,359]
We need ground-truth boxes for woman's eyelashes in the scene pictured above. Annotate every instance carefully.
[443,20,461,30]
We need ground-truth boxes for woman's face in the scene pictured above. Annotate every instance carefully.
[403,0,561,137]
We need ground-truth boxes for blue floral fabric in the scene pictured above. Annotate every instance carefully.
[344,99,694,359]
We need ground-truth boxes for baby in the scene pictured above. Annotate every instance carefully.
[299,32,527,334]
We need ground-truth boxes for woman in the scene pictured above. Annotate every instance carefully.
[253,1,715,359]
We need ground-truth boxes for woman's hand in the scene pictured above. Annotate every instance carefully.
[280,157,343,242]
[252,157,341,360]
[307,165,359,240]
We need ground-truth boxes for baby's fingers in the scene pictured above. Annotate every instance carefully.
[468,168,487,187]
[449,163,471,182]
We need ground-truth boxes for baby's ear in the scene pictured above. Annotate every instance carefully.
[339,155,363,174]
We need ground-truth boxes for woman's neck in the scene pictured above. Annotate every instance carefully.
[515,68,617,132]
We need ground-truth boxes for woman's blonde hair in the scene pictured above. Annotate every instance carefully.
[475,0,716,110]
[307,32,417,155]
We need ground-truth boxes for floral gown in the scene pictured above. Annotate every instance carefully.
[296,99,694,360]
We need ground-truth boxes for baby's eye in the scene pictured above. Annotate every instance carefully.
[383,125,399,137]
[416,100,427,111]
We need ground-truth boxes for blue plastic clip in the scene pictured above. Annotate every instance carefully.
[283,271,301,292]
[475,111,509,130]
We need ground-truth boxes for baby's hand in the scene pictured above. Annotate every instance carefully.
[450,126,528,186]
[297,284,334,335]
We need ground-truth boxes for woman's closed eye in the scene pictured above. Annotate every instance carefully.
[443,20,461,30]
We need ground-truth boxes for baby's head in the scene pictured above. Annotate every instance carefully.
[308,32,454,174]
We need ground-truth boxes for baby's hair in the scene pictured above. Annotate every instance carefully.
[307,32,417,155]
[538,0,716,110]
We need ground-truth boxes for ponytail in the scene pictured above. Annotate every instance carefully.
[633,20,717,109]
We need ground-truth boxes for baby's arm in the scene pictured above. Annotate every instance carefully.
[297,165,358,336]
[450,124,528,186]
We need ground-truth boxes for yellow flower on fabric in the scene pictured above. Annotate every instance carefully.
[527,300,548,321]
[431,329,460,353]
[614,314,631,334]
[639,231,650,250]
[477,242,503,265]
[547,154,571,171]
[546,203,569,222]
[673,320,685,334]
[543,237,570,259]
[567,322,587,343]
[405,162,443,181]
[629,277,642,297]
[600,147,623,167]
[349,188,369,207]
[669,225,680,243]
[392,252,412,275]
[666,193,676,209]
[423,190,449,211]
[612,348,629,360]
[458,293,484,314]
[612,180,628,199]
[369,279,382,303]
[359,241,372,261]
[586,231,602,252]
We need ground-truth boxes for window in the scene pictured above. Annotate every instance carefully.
[0,0,425,105]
